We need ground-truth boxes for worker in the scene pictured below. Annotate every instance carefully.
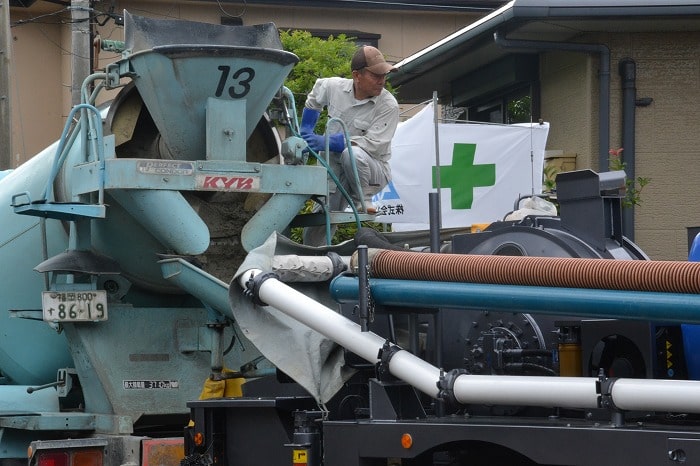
[301,45,399,245]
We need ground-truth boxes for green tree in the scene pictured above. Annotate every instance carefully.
[280,30,355,132]
[507,95,531,124]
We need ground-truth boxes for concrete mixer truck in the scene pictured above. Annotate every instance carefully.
[0,11,330,465]
[6,10,700,466]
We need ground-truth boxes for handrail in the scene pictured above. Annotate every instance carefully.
[43,103,105,204]
[42,73,111,204]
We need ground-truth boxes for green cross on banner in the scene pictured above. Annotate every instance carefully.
[432,143,496,209]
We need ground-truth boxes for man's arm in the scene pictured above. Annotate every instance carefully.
[302,78,346,153]
[300,107,345,153]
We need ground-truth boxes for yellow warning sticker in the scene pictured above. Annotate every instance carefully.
[293,449,308,466]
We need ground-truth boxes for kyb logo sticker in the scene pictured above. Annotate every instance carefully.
[196,174,260,191]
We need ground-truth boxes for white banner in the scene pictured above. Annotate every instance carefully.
[373,103,550,230]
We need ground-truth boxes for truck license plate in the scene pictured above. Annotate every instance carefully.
[42,291,108,322]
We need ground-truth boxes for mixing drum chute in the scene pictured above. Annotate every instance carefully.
[54,83,288,294]
[51,12,299,293]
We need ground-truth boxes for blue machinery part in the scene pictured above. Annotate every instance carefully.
[331,276,700,325]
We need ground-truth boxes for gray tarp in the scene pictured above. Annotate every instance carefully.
[229,233,356,404]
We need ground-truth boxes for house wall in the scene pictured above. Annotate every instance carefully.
[7,11,64,167]
[8,1,480,166]
[540,32,700,261]
[613,31,700,261]
[540,51,596,171]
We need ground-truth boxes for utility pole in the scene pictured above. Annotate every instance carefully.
[71,0,91,106]
[0,0,12,169]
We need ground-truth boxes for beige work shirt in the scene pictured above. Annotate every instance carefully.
[305,77,399,164]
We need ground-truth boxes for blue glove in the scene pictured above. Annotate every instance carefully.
[300,133,323,152]
[328,133,345,153]
[300,108,345,153]
[302,132,345,153]
[300,108,320,135]
[300,107,323,151]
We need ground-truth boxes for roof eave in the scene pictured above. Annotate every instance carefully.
[389,0,700,91]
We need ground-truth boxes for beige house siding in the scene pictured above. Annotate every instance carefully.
[540,51,596,171]
[628,32,700,261]
[8,12,64,166]
[8,1,481,166]
[539,32,700,261]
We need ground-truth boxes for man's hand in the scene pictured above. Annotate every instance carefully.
[299,108,345,153]
[301,132,345,153]
[301,132,325,152]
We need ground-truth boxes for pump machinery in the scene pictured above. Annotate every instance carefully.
[5,12,700,466]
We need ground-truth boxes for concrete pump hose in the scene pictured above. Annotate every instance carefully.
[363,249,700,294]
[243,268,700,413]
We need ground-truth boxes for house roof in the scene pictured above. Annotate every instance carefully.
[388,0,700,102]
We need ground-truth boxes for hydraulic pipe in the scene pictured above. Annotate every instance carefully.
[331,277,700,324]
[452,374,700,412]
[452,374,597,408]
[610,379,700,412]
[239,269,700,413]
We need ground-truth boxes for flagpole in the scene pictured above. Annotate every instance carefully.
[432,91,442,230]
[530,114,535,196]
[530,129,534,196]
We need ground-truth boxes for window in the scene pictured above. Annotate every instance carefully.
[451,54,540,124]
[469,87,537,124]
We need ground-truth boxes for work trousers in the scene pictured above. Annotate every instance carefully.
[303,146,390,246]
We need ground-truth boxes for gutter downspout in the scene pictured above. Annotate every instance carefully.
[619,58,636,241]
[493,31,611,172]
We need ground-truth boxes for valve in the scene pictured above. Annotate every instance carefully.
[281,136,308,165]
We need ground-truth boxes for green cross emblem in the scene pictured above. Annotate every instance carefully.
[432,143,496,209]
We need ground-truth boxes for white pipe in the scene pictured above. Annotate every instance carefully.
[388,350,441,397]
[239,269,441,398]
[612,379,700,413]
[453,375,599,409]
[239,269,700,413]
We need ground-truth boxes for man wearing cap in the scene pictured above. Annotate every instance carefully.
[300,45,399,245]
